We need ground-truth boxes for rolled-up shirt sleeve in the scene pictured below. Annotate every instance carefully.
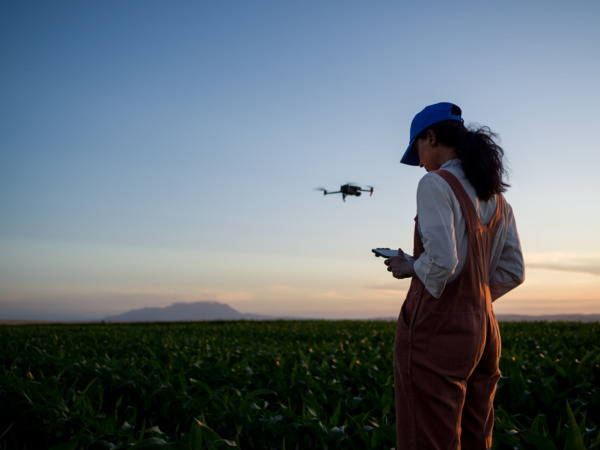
[413,174,460,298]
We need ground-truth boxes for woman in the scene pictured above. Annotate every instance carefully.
[384,102,524,449]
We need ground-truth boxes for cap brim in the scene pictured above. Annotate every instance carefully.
[400,138,420,166]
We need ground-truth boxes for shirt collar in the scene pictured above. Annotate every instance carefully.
[440,159,461,169]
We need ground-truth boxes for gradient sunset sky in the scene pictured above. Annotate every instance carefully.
[1,0,599,321]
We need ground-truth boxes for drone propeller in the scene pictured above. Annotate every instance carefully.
[314,187,328,195]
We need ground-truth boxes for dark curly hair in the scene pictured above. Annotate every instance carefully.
[417,120,509,200]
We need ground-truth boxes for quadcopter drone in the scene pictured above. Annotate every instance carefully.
[316,184,374,202]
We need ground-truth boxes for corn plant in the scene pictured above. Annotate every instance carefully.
[1,320,598,449]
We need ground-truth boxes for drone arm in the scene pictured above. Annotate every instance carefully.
[360,187,374,196]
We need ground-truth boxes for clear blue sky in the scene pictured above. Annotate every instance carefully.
[1,0,599,320]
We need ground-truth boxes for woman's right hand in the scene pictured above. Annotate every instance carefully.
[384,249,416,279]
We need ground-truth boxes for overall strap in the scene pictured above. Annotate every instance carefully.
[433,169,505,287]
[433,169,505,232]
[433,170,480,231]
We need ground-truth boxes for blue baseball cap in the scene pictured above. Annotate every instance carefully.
[400,102,464,166]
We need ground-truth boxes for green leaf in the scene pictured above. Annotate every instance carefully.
[191,418,238,448]
[564,400,586,450]
[330,400,342,426]
[520,428,558,450]
[190,418,204,450]
[0,422,14,440]
[518,412,557,450]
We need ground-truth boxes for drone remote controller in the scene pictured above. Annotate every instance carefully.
[372,248,414,260]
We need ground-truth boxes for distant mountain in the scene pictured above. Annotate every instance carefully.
[104,301,270,322]
[101,302,600,323]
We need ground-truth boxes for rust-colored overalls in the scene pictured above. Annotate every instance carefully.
[394,170,505,449]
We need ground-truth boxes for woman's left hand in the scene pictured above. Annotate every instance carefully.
[385,249,416,279]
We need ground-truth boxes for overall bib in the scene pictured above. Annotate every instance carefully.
[394,170,505,450]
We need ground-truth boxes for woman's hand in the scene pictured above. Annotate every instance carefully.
[385,249,416,279]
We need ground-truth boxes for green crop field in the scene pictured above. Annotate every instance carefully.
[1,320,599,449]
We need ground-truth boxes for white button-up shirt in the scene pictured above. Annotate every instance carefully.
[413,159,525,299]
